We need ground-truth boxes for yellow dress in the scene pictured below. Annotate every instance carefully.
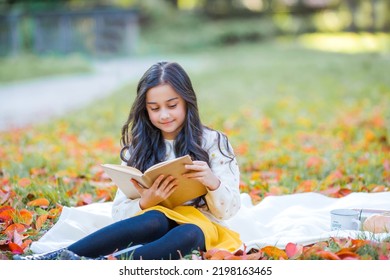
[137,205,242,252]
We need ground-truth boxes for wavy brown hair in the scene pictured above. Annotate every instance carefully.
[120,61,233,173]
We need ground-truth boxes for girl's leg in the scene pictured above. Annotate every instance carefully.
[68,210,177,258]
[120,223,206,260]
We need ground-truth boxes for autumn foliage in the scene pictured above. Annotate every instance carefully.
[1,43,389,260]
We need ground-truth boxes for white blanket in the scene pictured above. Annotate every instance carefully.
[30,192,390,254]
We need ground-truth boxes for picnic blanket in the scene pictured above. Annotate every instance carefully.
[30,192,390,254]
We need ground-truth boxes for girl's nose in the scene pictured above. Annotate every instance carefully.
[160,109,170,120]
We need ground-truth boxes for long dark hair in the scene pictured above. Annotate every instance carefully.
[120,61,233,172]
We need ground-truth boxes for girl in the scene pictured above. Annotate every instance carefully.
[16,61,242,260]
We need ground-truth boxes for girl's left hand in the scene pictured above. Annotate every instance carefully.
[184,161,220,191]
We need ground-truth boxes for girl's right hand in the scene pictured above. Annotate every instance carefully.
[132,175,178,209]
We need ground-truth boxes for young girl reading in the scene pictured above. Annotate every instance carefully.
[15,61,242,260]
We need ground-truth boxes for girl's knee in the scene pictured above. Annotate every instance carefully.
[142,210,166,220]
[180,224,205,245]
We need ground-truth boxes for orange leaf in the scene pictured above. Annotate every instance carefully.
[4,223,26,238]
[21,239,32,250]
[210,250,235,260]
[338,188,352,197]
[336,250,360,260]
[48,207,62,219]
[27,198,50,208]
[9,242,24,254]
[351,239,371,249]
[18,209,33,225]
[0,207,15,225]
[372,185,386,192]
[106,254,118,260]
[316,250,341,260]
[261,246,288,260]
[204,249,233,260]
[35,214,48,231]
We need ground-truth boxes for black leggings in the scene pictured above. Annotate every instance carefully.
[67,210,206,260]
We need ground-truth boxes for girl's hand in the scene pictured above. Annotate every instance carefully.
[184,161,220,191]
[132,175,178,209]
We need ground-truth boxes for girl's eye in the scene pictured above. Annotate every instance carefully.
[168,104,177,109]
[150,107,159,111]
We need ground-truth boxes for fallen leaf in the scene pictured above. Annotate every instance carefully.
[27,198,50,208]
[8,242,24,254]
[285,242,303,259]
[261,246,288,260]
[18,209,33,225]
[35,214,49,231]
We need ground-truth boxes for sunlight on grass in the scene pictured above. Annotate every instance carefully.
[298,32,390,54]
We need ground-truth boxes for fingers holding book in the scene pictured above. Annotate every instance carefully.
[184,161,221,191]
[133,175,178,210]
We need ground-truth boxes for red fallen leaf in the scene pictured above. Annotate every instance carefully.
[261,246,288,260]
[27,198,50,208]
[0,205,14,214]
[9,242,24,254]
[338,188,352,197]
[285,242,303,259]
[320,185,341,197]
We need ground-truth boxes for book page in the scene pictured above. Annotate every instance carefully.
[102,155,207,208]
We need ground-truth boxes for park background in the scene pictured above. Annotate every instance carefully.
[0,0,389,260]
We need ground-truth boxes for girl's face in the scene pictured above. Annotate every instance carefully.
[145,84,186,140]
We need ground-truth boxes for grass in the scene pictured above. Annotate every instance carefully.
[0,53,91,83]
[0,37,389,259]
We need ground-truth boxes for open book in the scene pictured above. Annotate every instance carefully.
[101,155,207,209]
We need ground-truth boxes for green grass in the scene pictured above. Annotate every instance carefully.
[0,53,91,83]
[57,39,390,190]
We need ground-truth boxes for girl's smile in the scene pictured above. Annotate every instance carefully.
[146,84,186,140]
